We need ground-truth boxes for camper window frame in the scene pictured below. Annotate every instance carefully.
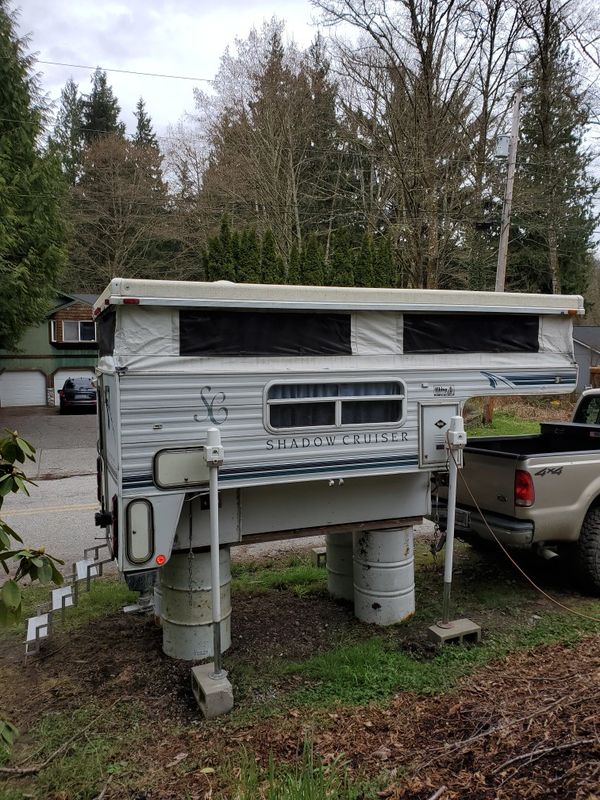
[263,378,407,433]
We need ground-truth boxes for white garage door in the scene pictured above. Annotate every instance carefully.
[53,369,95,405]
[0,370,47,407]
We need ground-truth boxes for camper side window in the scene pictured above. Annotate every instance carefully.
[266,381,405,430]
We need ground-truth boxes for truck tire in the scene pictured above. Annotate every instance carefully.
[575,508,600,594]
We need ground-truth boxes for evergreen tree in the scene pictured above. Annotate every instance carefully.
[261,229,285,283]
[0,1,67,348]
[231,229,241,276]
[354,233,374,287]
[201,249,211,281]
[301,235,326,285]
[133,97,158,148]
[329,228,354,287]
[81,68,125,144]
[237,228,261,283]
[510,18,597,295]
[287,240,301,284]
[49,78,84,184]
[131,96,164,203]
[206,216,236,281]
[373,235,396,287]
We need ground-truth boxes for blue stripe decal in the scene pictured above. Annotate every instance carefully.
[220,457,419,483]
[123,454,419,489]
[221,453,418,476]
[482,370,576,388]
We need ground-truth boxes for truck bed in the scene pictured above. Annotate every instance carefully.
[465,422,600,458]
[448,420,600,543]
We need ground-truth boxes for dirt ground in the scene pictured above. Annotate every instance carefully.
[206,635,600,800]
[0,591,350,723]
[1,578,599,800]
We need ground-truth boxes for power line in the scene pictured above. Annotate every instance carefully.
[35,59,213,83]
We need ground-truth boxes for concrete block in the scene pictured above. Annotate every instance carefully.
[191,663,234,719]
[311,546,327,567]
[427,618,481,645]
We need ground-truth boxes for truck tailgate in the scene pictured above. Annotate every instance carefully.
[457,448,519,516]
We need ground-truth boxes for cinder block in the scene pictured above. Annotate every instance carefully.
[191,663,234,719]
[427,618,481,645]
[311,546,327,567]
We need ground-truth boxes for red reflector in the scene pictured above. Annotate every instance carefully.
[94,307,101,316]
[155,554,166,566]
[515,470,535,507]
[123,298,140,305]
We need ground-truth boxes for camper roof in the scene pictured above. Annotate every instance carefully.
[94,278,584,317]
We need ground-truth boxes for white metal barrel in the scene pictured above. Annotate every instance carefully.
[160,547,232,660]
[353,528,415,625]
[326,532,354,601]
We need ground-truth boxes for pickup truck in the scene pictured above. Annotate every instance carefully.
[435,389,600,592]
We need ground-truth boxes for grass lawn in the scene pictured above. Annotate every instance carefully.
[467,410,540,438]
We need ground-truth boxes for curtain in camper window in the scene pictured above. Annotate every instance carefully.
[179,310,351,357]
[267,382,404,429]
[403,313,539,354]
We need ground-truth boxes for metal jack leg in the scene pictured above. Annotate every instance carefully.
[428,416,481,646]
[191,427,234,719]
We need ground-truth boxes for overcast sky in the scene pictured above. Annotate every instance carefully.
[16,0,319,135]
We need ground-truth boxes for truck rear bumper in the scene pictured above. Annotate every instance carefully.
[433,503,534,548]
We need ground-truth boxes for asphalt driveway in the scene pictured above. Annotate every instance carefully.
[0,406,97,478]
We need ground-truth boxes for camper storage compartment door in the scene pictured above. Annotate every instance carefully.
[126,499,154,564]
[419,403,461,469]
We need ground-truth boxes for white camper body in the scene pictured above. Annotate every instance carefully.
[93,278,582,574]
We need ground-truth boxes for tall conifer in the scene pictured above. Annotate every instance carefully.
[81,68,125,144]
[0,1,67,348]
[511,13,597,295]
[238,229,261,283]
[50,78,84,184]
[261,230,285,283]
[133,97,158,148]
[354,233,374,287]
[301,235,326,285]
[329,228,354,286]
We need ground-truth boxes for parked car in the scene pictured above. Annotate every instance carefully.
[59,377,97,414]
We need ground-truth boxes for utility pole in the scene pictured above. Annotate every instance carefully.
[495,86,523,292]
[484,86,523,425]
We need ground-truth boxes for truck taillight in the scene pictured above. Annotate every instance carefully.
[515,470,535,507]
[111,494,119,557]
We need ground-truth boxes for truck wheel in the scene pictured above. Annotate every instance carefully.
[575,508,600,594]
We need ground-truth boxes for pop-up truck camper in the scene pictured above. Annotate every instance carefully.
[90,278,582,714]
